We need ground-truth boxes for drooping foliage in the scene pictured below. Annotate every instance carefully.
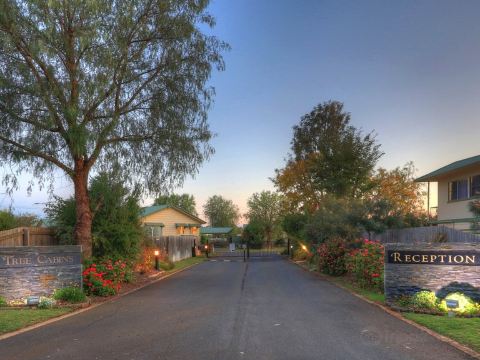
[0,0,228,255]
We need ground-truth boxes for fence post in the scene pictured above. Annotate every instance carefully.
[22,228,30,246]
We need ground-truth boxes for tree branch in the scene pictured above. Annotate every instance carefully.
[0,135,73,175]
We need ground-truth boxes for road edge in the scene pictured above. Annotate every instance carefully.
[288,258,480,360]
[0,260,204,341]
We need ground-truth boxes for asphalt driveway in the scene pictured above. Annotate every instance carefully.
[0,257,474,360]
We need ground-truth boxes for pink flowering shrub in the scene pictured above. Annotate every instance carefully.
[317,238,347,276]
[83,258,133,296]
[346,239,384,291]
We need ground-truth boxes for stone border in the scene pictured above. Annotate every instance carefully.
[288,258,480,360]
[0,259,205,341]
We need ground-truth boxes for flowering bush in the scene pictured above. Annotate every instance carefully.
[346,239,384,290]
[83,258,133,296]
[317,238,347,276]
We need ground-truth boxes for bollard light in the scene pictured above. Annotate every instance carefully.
[154,250,160,270]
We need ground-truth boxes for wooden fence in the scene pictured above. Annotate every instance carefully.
[154,235,198,262]
[366,225,480,244]
[0,227,58,247]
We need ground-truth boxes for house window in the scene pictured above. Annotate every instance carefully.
[471,175,480,197]
[449,179,469,201]
[145,225,162,239]
[177,226,184,235]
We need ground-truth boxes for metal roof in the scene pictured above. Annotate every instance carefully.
[200,227,233,235]
[415,155,480,182]
[140,205,206,224]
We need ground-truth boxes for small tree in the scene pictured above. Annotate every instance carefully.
[245,191,284,248]
[46,172,142,259]
[154,193,198,216]
[203,195,240,227]
[0,210,16,231]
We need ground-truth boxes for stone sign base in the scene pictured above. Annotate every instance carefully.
[0,245,82,302]
[385,243,480,304]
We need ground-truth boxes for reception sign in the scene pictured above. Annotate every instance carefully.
[384,243,480,304]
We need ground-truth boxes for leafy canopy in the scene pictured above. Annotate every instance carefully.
[245,191,284,244]
[154,193,198,216]
[0,0,228,193]
[274,100,383,211]
[203,195,239,227]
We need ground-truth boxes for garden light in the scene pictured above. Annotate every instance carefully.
[301,244,307,251]
[154,250,160,270]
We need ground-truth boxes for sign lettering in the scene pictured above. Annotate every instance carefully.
[387,250,479,266]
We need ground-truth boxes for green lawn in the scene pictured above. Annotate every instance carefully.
[403,313,480,352]
[167,256,206,272]
[0,308,72,335]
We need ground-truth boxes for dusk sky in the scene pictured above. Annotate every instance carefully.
[4,0,480,220]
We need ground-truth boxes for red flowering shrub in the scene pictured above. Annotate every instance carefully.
[83,258,133,296]
[346,239,384,290]
[317,238,347,276]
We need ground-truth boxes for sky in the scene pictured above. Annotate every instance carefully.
[3,0,480,220]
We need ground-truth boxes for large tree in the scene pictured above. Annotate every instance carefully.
[0,0,227,256]
[203,195,239,227]
[274,101,383,210]
[154,193,197,216]
[245,191,284,248]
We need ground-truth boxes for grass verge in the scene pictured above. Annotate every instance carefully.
[167,256,206,273]
[0,308,72,335]
[403,313,480,353]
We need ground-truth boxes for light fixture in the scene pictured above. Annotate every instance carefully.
[154,250,160,270]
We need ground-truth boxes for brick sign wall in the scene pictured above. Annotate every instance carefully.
[384,243,480,304]
[0,245,82,302]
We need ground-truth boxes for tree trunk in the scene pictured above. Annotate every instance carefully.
[73,161,93,258]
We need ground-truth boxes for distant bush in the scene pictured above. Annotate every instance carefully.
[317,238,347,276]
[0,296,7,306]
[54,287,86,303]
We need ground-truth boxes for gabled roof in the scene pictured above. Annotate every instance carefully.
[415,155,480,182]
[200,227,233,235]
[140,205,206,224]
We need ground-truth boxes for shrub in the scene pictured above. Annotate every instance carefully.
[292,247,308,261]
[346,239,384,290]
[46,172,143,258]
[82,258,133,296]
[53,287,86,303]
[317,238,347,276]
[439,293,480,316]
[411,291,438,310]
[0,296,7,306]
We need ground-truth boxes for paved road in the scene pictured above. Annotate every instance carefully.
[1,257,474,360]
